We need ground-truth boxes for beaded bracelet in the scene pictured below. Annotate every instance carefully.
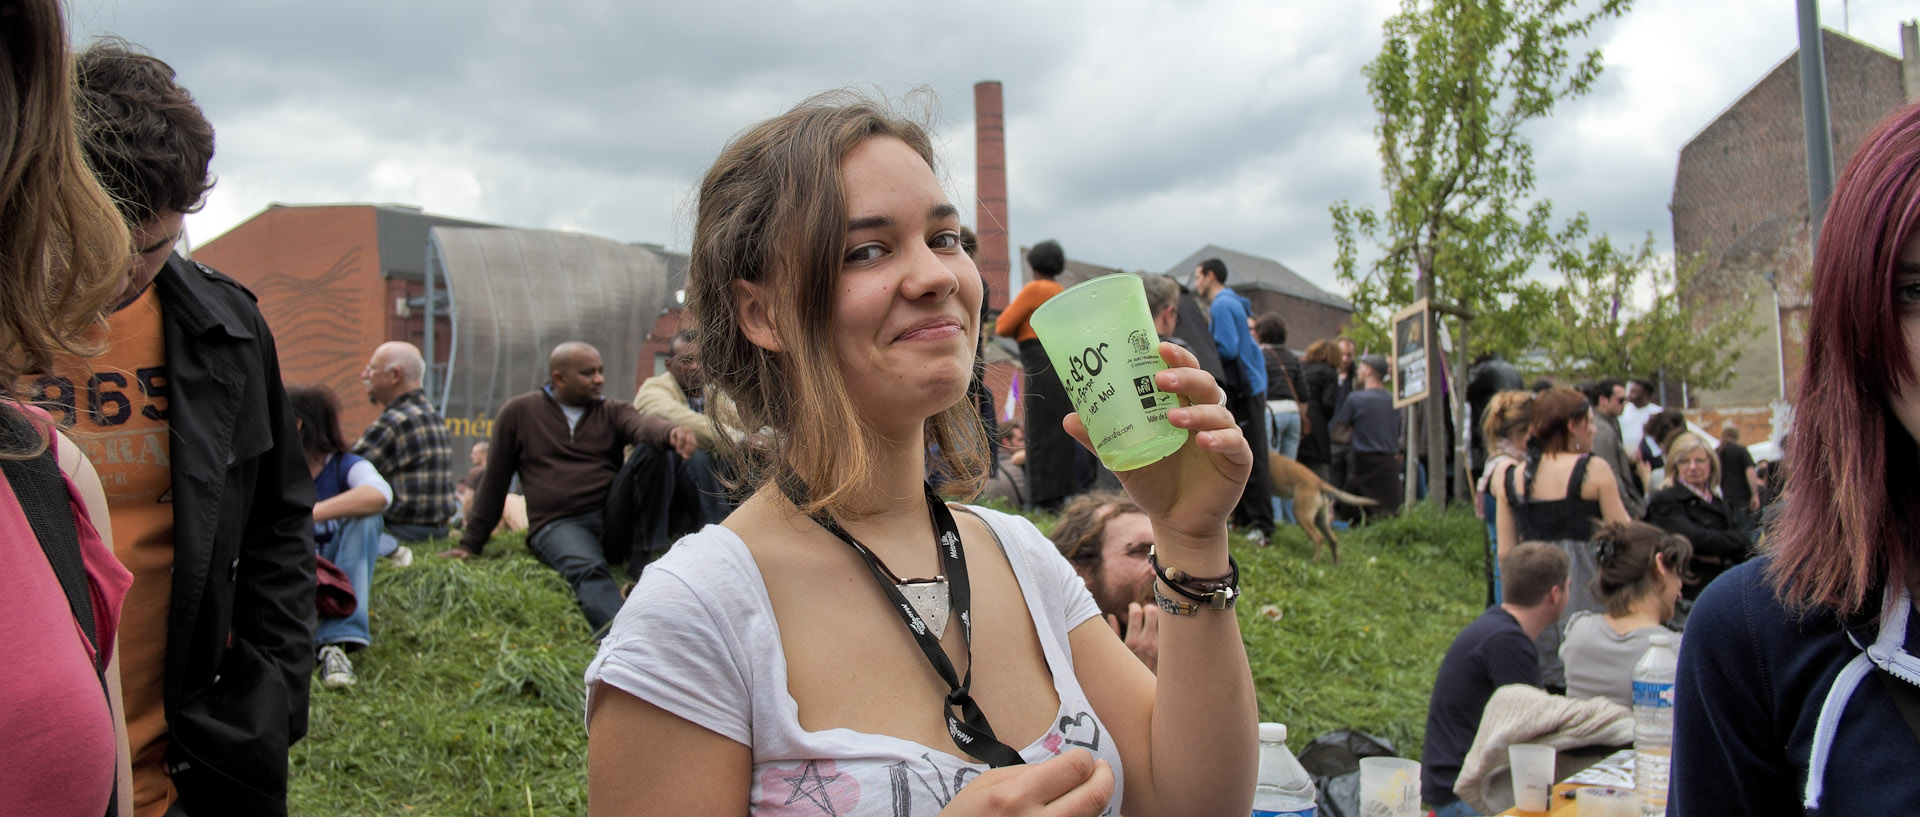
[1148,547,1240,614]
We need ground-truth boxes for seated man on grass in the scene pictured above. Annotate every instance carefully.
[448,342,693,636]
[627,329,733,560]
[1421,542,1570,817]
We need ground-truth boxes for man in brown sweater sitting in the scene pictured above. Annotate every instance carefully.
[442,341,695,633]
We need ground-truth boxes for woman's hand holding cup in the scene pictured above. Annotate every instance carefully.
[1065,340,1250,565]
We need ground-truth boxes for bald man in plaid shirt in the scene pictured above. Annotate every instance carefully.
[354,341,457,561]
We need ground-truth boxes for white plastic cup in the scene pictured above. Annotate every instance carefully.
[1508,743,1557,813]
[1357,756,1419,817]
[1576,786,1640,817]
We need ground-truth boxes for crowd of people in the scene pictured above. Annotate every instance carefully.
[1419,373,1773,813]
[0,19,743,814]
[1416,96,1920,814]
[7,1,1920,814]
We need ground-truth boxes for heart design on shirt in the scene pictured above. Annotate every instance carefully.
[1058,711,1101,751]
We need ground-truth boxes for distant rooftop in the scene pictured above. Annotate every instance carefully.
[1164,244,1353,312]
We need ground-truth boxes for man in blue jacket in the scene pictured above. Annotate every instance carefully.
[1193,257,1273,544]
[56,40,315,817]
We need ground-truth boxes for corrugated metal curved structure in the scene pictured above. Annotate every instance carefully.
[425,226,669,436]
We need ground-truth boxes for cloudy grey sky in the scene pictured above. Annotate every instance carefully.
[68,0,1914,297]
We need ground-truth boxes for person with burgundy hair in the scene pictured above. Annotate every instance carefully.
[1670,101,1920,815]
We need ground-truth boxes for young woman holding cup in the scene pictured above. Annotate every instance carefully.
[584,92,1257,817]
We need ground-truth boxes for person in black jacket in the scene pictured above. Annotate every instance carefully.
[1256,314,1304,524]
[1466,352,1524,484]
[1297,339,1340,479]
[60,41,317,816]
[1255,314,1304,460]
[1644,430,1748,599]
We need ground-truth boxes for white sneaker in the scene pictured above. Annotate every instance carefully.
[319,644,356,688]
[388,544,414,568]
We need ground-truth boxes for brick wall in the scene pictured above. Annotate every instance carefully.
[1242,290,1351,351]
[1672,30,1907,413]
[195,205,392,438]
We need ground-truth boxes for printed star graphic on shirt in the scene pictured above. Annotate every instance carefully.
[783,759,844,815]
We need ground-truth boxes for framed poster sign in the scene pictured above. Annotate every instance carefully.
[1392,299,1430,408]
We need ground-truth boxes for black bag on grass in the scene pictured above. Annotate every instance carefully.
[1296,729,1399,817]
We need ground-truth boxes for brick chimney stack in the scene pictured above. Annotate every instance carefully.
[974,81,1011,312]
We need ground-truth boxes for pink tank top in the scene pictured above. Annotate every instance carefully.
[0,406,131,816]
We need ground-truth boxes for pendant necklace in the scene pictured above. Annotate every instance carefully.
[787,480,1024,768]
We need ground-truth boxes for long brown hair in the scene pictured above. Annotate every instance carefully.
[1302,339,1337,365]
[0,0,131,426]
[1771,101,1920,617]
[687,91,987,518]
[1528,387,1589,457]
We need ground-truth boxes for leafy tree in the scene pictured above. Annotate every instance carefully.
[1330,0,1630,357]
[1536,230,1757,390]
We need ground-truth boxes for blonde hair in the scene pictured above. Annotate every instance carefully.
[1663,430,1720,492]
[0,0,132,444]
[1482,390,1533,448]
[688,91,987,518]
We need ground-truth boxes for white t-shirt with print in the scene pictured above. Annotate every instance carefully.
[586,504,1125,817]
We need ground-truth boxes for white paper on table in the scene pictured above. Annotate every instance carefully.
[1563,749,1637,789]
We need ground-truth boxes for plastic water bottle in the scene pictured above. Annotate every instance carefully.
[1253,722,1318,817]
[1633,634,1678,816]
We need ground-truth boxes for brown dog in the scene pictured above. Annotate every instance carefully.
[1268,452,1378,563]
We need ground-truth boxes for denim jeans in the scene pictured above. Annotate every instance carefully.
[1482,492,1502,605]
[1267,408,1302,523]
[379,521,448,557]
[1431,797,1479,817]
[1267,407,1301,460]
[528,511,623,634]
[316,513,382,648]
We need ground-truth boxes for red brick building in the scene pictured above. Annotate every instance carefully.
[192,204,495,439]
[1672,26,1918,442]
[194,204,684,456]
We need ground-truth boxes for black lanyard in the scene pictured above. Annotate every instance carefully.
[799,483,1026,768]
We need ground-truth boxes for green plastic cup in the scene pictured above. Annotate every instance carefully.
[1029,274,1186,472]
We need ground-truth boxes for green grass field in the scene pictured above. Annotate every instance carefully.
[290,503,1487,815]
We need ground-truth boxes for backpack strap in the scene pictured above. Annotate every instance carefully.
[0,409,95,654]
[0,407,115,817]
